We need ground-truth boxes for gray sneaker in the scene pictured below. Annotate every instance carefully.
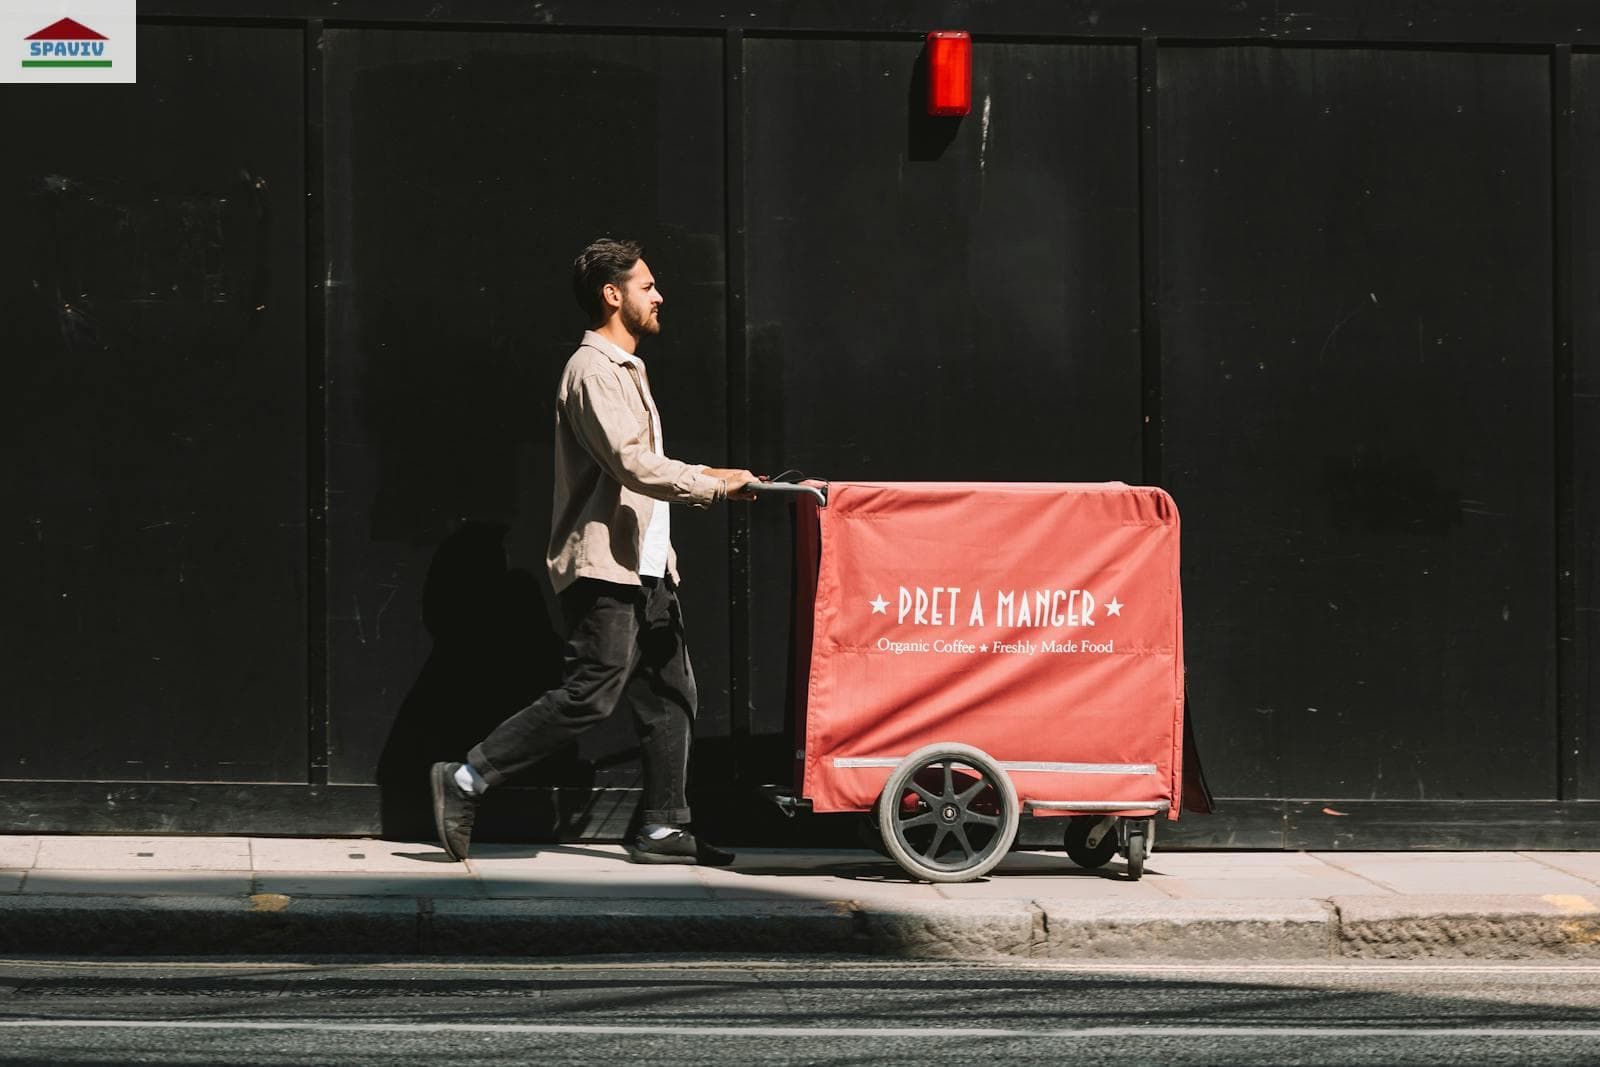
[429,761,480,861]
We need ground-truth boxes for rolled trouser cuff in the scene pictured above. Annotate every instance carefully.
[644,806,692,826]
[466,745,506,789]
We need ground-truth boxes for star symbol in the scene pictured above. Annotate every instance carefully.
[979,643,989,652]
[1105,597,1124,617]
[869,595,888,615]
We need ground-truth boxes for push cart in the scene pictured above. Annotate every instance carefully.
[753,479,1207,884]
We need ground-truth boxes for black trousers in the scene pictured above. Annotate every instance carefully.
[467,577,696,825]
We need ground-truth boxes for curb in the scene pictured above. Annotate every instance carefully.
[1038,900,1335,960]
[5,893,1600,960]
[1334,895,1600,959]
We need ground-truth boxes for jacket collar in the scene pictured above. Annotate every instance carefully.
[583,330,641,366]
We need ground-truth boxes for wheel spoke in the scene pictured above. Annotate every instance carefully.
[886,749,1018,876]
[956,778,987,806]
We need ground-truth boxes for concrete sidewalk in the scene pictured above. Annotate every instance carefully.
[2,836,1599,960]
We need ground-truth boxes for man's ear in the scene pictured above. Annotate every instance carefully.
[602,283,623,311]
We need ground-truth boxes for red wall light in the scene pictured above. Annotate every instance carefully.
[926,31,972,117]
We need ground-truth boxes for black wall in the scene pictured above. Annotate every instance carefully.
[741,37,1144,790]
[1162,46,1557,803]
[1,3,1595,848]
[1573,51,1600,803]
[319,29,729,837]
[1,25,308,785]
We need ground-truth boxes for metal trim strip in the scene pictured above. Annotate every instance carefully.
[830,757,1157,775]
[1026,800,1171,813]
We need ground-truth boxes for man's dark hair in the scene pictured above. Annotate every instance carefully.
[572,237,644,325]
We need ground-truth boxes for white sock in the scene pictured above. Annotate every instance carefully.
[643,823,679,840]
[454,763,488,796]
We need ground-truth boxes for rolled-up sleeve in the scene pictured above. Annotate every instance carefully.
[566,371,724,506]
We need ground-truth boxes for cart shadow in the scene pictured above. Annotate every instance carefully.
[417,843,1151,882]
[379,848,1135,886]
[721,858,1146,884]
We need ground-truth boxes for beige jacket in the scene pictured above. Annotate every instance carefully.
[546,331,725,592]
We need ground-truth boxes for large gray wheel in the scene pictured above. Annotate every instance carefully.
[876,743,1020,883]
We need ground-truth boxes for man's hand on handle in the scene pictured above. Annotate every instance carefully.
[704,467,760,501]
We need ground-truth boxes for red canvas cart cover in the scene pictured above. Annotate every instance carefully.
[793,481,1185,817]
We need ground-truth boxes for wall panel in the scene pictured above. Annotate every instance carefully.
[1160,46,1556,801]
[320,29,728,833]
[0,24,308,783]
[740,37,1144,778]
[1572,52,1600,800]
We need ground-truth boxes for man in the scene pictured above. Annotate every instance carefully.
[429,237,757,865]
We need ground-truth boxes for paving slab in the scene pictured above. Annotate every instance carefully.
[1147,875,1390,900]
[0,838,40,869]
[1144,851,1350,871]
[1143,855,1363,876]
[33,836,252,871]
[714,857,907,883]
[933,875,1171,902]
[1317,850,1535,864]
[464,843,633,869]
[1519,852,1600,884]
[717,848,884,872]
[1093,853,1389,899]
[0,873,23,894]
[989,851,1082,874]
[695,869,945,903]
[1315,854,1600,895]
[250,838,454,873]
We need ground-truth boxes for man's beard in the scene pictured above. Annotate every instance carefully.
[622,299,660,338]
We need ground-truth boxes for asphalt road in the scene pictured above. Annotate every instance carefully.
[0,957,1598,1065]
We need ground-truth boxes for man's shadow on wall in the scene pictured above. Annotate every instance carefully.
[375,521,590,841]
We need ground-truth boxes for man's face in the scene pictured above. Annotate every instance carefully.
[615,260,663,338]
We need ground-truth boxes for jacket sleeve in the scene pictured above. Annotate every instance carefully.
[566,370,725,506]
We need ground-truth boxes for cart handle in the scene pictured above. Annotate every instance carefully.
[742,480,827,507]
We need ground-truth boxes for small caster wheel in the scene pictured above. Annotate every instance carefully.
[1063,816,1118,870]
[1121,817,1155,881]
[1125,827,1147,880]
